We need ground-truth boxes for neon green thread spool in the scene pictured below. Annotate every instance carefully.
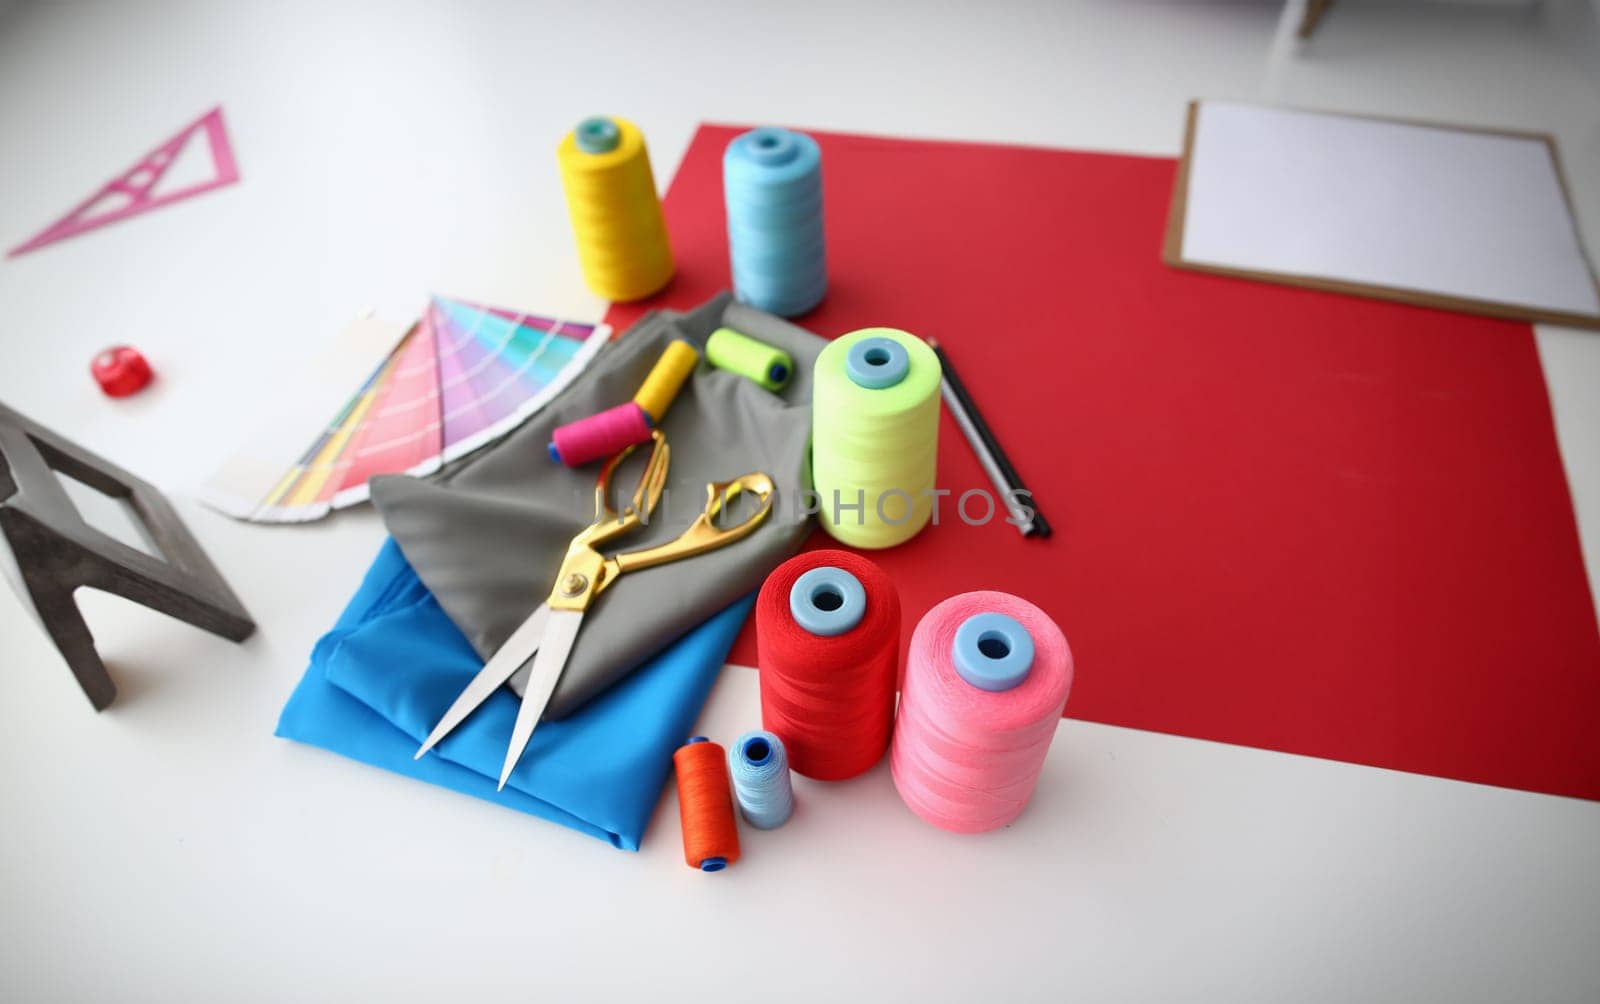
[811,328,942,548]
[707,326,793,392]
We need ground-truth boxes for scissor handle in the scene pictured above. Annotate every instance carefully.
[607,472,777,580]
[578,430,670,549]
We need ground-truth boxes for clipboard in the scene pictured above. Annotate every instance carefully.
[1163,100,1600,331]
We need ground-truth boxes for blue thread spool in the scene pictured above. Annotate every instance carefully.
[728,730,795,830]
[951,613,1035,692]
[723,127,826,318]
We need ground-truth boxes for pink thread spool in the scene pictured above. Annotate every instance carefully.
[548,339,699,466]
[890,591,1073,833]
[548,401,653,466]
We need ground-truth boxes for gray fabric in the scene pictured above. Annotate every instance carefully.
[369,293,820,719]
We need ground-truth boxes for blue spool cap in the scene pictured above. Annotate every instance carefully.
[951,612,1035,692]
[789,566,866,636]
[726,127,818,181]
[768,361,790,386]
[575,116,620,154]
[740,734,773,765]
[740,127,801,167]
[687,736,709,744]
[547,441,562,463]
[846,336,910,390]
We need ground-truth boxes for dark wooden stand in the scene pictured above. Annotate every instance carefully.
[0,402,255,709]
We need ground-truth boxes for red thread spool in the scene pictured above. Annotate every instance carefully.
[673,737,740,872]
[548,401,653,467]
[90,346,153,398]
[756,549,901,780]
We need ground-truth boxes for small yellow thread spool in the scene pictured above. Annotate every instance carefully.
[707,326,793,392]
[633,338,700,424]
[557,116,675,302]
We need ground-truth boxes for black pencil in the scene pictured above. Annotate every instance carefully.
[928,339,1052,539]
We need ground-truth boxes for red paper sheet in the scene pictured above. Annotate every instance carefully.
[604,124,1600,801]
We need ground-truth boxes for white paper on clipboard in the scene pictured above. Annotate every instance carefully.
[1172,101,1600,327]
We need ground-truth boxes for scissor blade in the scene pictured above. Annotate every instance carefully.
[414,603,552,760]
[497,607,584,790]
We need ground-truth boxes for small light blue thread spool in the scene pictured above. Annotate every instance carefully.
[728,730,795,830]
[723,127,826,318]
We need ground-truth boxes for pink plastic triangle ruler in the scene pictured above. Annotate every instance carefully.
[7,106,240,258]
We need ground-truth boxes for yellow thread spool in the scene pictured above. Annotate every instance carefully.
[557,116,675,302]
[633,338,700,424]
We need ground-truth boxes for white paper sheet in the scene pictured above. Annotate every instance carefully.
[198,314,408,518]
[1180,101,1600,320]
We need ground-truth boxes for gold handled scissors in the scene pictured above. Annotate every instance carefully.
[414,430,776,789]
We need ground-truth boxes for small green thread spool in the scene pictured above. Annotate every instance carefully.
[706,326,793,392]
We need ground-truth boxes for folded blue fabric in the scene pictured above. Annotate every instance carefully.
[275,539,753,849]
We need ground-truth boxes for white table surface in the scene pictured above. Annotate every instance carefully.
[3,2,1599,1000]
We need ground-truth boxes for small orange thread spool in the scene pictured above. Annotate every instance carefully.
[673,737,741,872]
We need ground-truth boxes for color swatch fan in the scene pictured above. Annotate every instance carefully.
[202,296,609,523]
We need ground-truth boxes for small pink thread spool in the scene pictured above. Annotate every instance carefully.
[548,401,653,466]
[890,591,1073,833]
[549,339,699,466]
